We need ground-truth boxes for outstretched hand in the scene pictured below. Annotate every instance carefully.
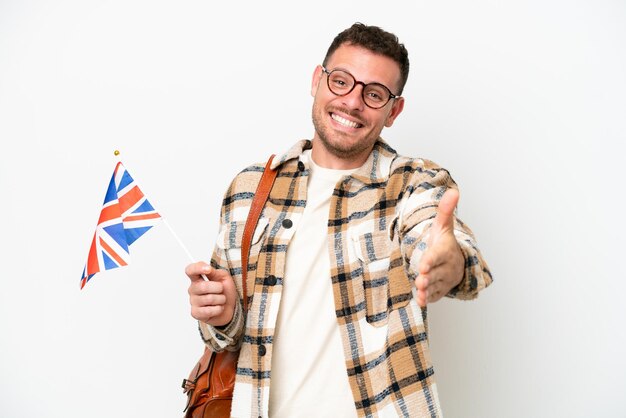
[415,189,465,307]
[186,262,238,327]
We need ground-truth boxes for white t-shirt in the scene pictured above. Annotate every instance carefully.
[269,151,358,418]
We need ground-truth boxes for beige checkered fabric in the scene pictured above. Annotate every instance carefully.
[198,139,492,417]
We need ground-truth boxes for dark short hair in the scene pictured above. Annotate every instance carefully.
[322,22,410,95]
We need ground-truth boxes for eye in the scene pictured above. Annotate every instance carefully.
[329,71,353,91]
[367,91,383,101]
[364,85,387,103]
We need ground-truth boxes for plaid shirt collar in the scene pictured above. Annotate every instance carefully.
[270,138,399,185]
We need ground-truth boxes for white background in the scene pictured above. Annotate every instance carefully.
[1,1,625,417]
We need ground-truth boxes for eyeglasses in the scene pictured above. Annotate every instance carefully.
[321,66,399,109]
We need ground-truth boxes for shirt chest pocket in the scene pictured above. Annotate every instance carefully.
[353,229,413,327]
[216,217,270,282]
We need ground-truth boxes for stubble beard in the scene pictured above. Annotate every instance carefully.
[311,102,382,161]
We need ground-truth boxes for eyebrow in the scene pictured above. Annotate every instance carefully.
[327,66,390,87]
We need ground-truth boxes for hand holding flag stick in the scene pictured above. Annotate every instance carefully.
[80,150,208,289]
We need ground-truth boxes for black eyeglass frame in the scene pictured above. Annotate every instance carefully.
[321,66,400,109]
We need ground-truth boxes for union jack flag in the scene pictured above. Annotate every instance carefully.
[80,161,162,289]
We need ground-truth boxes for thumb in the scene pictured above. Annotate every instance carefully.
[433,188,459,232]
[207,268,232,283]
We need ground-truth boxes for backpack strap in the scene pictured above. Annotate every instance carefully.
[241,155,278,311]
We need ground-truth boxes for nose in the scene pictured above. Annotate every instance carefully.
[340,82,366,111]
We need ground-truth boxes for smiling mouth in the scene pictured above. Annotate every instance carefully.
[331,112,363,129]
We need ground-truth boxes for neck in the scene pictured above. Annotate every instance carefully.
[310,139,371,170]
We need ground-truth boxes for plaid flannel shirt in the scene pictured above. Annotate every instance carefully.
[199,139,492,417]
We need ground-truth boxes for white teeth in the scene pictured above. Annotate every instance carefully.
[331,113,360,128]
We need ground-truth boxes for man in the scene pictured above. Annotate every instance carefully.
[186,23,492,417]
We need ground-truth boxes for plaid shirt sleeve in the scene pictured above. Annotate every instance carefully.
[395,158,493,300]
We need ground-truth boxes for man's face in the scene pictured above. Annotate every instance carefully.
[310,43,405,168]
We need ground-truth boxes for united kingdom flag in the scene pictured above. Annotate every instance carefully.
[80,161,162,289]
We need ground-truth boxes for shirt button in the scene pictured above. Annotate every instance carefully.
[282,219,293,229]
[266,275,277,286]
[258,345,267,356]
[297,161,305,171]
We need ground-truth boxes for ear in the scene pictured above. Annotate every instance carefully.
[311,65,324,97]
[385,97,405,127]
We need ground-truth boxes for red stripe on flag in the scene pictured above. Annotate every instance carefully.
[86,233,100,276]
[98,203,121,224]
[99,237,128,267]
[118,186,144,213]
[124,213,161,222]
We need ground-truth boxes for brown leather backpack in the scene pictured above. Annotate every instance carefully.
[182,348,238,417]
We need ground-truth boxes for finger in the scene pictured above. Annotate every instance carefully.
[422,229,462,275]
[190,293,227,307]
[423,256,463,303]
[206,268,232,283]
[416,287,428,308]
[418,251,435,275]
[419,243,448,273]
[426,280,444,304]
[433,188,459,231]
[415,273,428,291]
[191,305,225,322]
[185,262,212,281]
[422,245,449,273]
[188,279,224,296]
[415,272,429,307]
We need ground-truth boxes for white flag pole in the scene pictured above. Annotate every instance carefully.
[162,218,209,281]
